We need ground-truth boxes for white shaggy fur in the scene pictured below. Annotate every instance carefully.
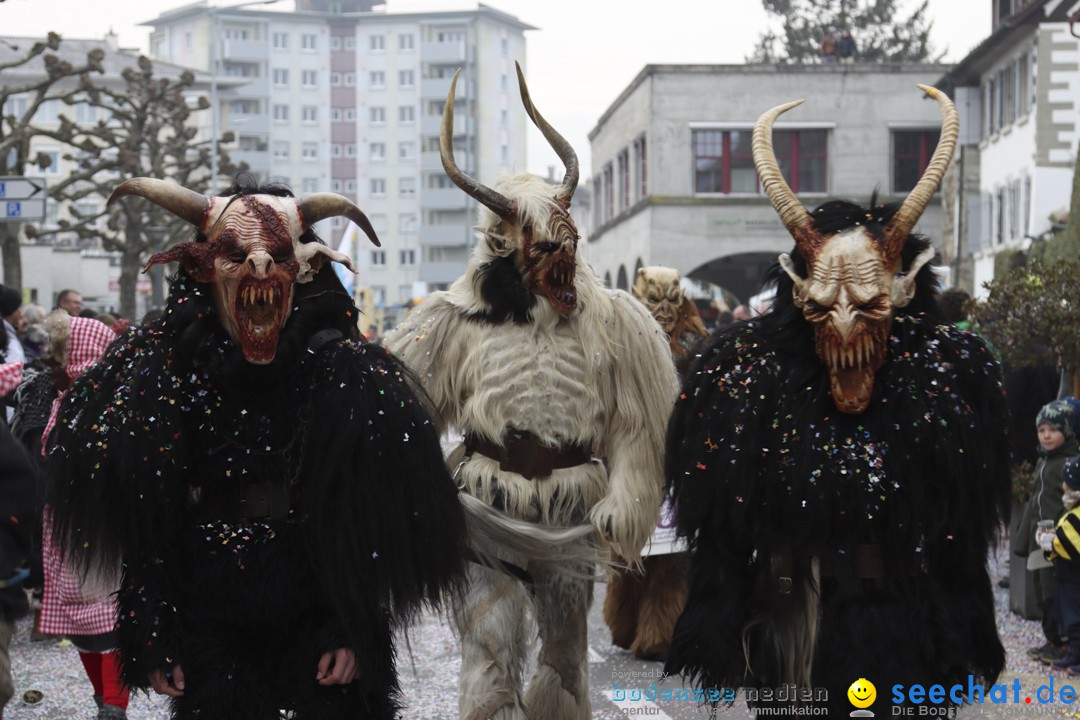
[386,172,677,718]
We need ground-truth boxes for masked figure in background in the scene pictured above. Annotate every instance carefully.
[387,64,677,719]
[603,267,708,660]
[665,87,1010,717]
[48,176,468,720]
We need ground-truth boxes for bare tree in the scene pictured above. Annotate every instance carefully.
[37,55,240,319]
[0,32,105,287]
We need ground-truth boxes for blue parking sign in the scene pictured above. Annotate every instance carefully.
[5,202,19,217]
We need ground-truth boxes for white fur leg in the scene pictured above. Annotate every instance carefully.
[456,559,530,720]
[519,664,590,720]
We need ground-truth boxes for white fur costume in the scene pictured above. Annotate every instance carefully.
[387,175,676,719]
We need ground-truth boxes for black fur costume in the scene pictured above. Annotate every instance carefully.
[664,201,1010,717]
[48,209,466,719]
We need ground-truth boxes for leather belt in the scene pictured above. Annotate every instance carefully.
[465,430,592,480]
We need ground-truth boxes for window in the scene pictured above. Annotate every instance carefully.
[399,284,413,302]
[1,94,27,119]
[345,179,357,192]
[331,72,342,87]
[302,177,319,193]
[344,36,355,50]
[36,147,60,176]
[228,99,259,115]
[370,34,385,51]
[1018,53,1029,118]
[1003,63,1015,126]
[302,106,318,124]
[301,34,317,51]
[302,142,318,161]
[893,130,941,193]
[692,128,826,194]
[329,36,341,50]
[273,104,289,122]
[617,149,630,210]
[399,213,417,233]
[603,163,614,220]
[371,250,387,267]
[370,107,385,124]
[331,179,342,192]
[428,174,453,189]
[500,74,508,92]
[75,103,97,124]
[501,38,508,55]
[344,73,356,86]
[38,100,59,123]
[399,177,416,196]
[399,70,415,88]
[371,178,386,196]
[633,135,647,200]
[273,68,289,87]
[398,106,415,123]
[331,143,342,158]
[995,187,1006,245]
[370,71,386,89]
[372,286,386,306]
[331,108,342,122]
[345,143,356,157]
[501,145,509,164]
[302,70,318,88]
[399,249,416,266]
[273,141,289,160]
[398,141,415,160]
[272,32,288,50]
[344,109,356,122]
[500,109,508,127]
[398,33,415,51]
[370,142,385,161]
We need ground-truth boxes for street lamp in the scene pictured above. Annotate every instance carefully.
[209,0,283,194]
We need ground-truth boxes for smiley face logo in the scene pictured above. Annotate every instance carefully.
[848,678,876,709]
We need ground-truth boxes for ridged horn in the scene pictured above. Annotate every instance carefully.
[440,68,514,219]
[515,61,578,207]
[752,100,816,249]
[884,85,958,261]
[298,193,381,247]
[107,177,209,230]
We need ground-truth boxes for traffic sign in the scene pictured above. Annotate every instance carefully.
[0,177,47,222]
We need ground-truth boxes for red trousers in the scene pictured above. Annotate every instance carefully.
[78,651,129,710]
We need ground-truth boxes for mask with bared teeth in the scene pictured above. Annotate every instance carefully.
[107,179,380,364]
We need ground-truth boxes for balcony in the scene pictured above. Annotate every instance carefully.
[420,41,466,63]
[421,187,468,210]
[421,76,467,100]
[224,113,269,135]
[421,114,472,136]
[222,39,268,62]
[229,148,270,175]
[420,224,470,247]
[230,75,269,97]
[419,260,467,284]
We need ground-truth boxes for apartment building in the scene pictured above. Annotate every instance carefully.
[144,0,534,323]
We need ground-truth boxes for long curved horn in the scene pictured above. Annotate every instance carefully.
[884,85,958,261]
[298,193,381,247]
[515,61,579,207]
[752,100,816,250]
[108,177,209,230]
[440,69,514,219]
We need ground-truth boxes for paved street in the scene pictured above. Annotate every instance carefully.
[3,545,1073,719]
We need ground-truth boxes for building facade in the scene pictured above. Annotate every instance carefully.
[144,1,534,324]
[587,64,954,305]
[938,0,1080,296]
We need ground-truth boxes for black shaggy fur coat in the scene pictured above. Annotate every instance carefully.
[664,217,1010,717]
[47,267,466,719]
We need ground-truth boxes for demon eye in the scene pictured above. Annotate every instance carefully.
[856,298,887,314]
[538,242,559,253]
[226,251,246,264]
[805,300,827,314]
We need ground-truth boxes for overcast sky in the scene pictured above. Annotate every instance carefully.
[1,0,990,180]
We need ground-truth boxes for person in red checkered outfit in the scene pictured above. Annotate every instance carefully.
[38,311,127,720]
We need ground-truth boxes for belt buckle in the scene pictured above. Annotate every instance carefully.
[502,431,540,480]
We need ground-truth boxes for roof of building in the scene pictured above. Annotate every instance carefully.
[0,34,219,85]
[589,63,956,140]
[139,1,536,32]
[935,0,1074,91]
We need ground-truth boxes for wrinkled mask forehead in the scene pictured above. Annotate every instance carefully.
[205,194,303,251]
[633,267,682,303]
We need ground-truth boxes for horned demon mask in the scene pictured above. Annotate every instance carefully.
[108,179,379,365]
[440,62,581,313]
[755,85,957,414]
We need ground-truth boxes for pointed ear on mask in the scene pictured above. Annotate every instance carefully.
[295,242,357,284]
[480,225,514,257]
[890,247,935,308]
[778,253,809,307]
